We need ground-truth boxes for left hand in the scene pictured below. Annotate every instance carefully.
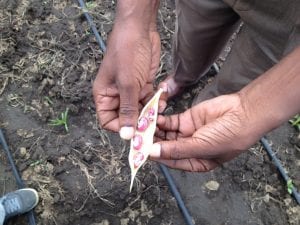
[150,93,264,172]
[93,27,161,138]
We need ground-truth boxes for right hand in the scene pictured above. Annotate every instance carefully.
[151,94,265,172]
[93,23,161,139]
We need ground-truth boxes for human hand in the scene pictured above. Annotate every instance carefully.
[93,24,161,139]
[150,94,265,172]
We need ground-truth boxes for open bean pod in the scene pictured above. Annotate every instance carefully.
[129,88,164,192]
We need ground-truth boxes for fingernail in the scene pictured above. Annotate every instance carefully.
[119,127,135,140]
[149,143,161,158]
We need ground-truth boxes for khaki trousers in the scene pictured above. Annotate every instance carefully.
[172,0,300,103]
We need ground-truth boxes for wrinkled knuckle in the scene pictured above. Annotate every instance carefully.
[170,144,181,160]
[98,117,108,129]
[118,79,136,90]
[119,105,138,117]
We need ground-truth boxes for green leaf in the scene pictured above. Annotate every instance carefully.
[289,114,300,131]
[287,179,294,195]
[48,108,69,132]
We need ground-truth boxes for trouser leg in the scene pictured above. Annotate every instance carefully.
[193,0,300,104]
[173,0,240,86]
[192,25,277,104]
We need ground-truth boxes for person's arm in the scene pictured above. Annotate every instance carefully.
[240,46,300,140]
[115,0,159,30]
[150,46,300,172]
[93,1,160,139]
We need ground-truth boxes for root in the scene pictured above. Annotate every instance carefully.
[0,77,9,96]
[69,155,114,207]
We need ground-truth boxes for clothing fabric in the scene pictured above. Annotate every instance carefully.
[172,0,300,103]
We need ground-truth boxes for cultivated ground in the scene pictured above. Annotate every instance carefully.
[0,0,299,225]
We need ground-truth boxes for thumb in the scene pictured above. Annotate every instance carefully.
[118,83,140,140]
[149,137,219,160]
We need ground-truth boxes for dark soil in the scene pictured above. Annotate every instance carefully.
[0,0,299,225]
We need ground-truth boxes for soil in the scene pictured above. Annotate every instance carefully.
[0,0,299,225]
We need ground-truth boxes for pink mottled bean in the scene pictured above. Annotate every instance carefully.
[148,107,155,117]
[137,117,149,131]
[132,134,143,150]
[133,152,145,168]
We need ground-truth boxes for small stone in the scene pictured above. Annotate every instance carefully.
[83,153,93,162]
[265,184,277,194]
[20,147,27,157]
[204,180,220,191]
[283,198,292,206]
[101,220,110,225]
[17,129,34,138]
[263,194,270,203]
[93,167,101,175]
[53,194,60,203]
[91,221,109,225]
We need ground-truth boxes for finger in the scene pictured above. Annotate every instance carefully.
[152,158,220,172]
[156,114,180,131]
[93,87,120,131]
[118,82,140,140]
[165,131,178,141]
[154,128,166,140]
[100,116,119,132]
[157,111,195,137]
[157,82,168,99]
[158,99,167,113]
[154,136,164,142]
[139,83,154,105]
[149,137,221,160]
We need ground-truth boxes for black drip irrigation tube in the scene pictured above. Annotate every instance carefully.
[77,0,194,224]
[0,129,36,225]
[260,137,300,204]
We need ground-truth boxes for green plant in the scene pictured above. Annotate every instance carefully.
[44,96,53,105]
[49,108,69,132]
[289,114,300,131]
[85,1,96,10]
[29,160,43,167]
[287,179,294,195]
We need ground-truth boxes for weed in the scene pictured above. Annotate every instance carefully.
[85,1,97,10]
[29,160,43,167]
[287,179,294,195]
[49,108,69,132]
[289,114,300,131]
[44,96,53,105]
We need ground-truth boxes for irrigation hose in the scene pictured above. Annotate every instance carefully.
[260,137,300,205]
[77,0,106,52]
[160,164,194,225]
[0,129,36,225]
[77,0,195,224]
